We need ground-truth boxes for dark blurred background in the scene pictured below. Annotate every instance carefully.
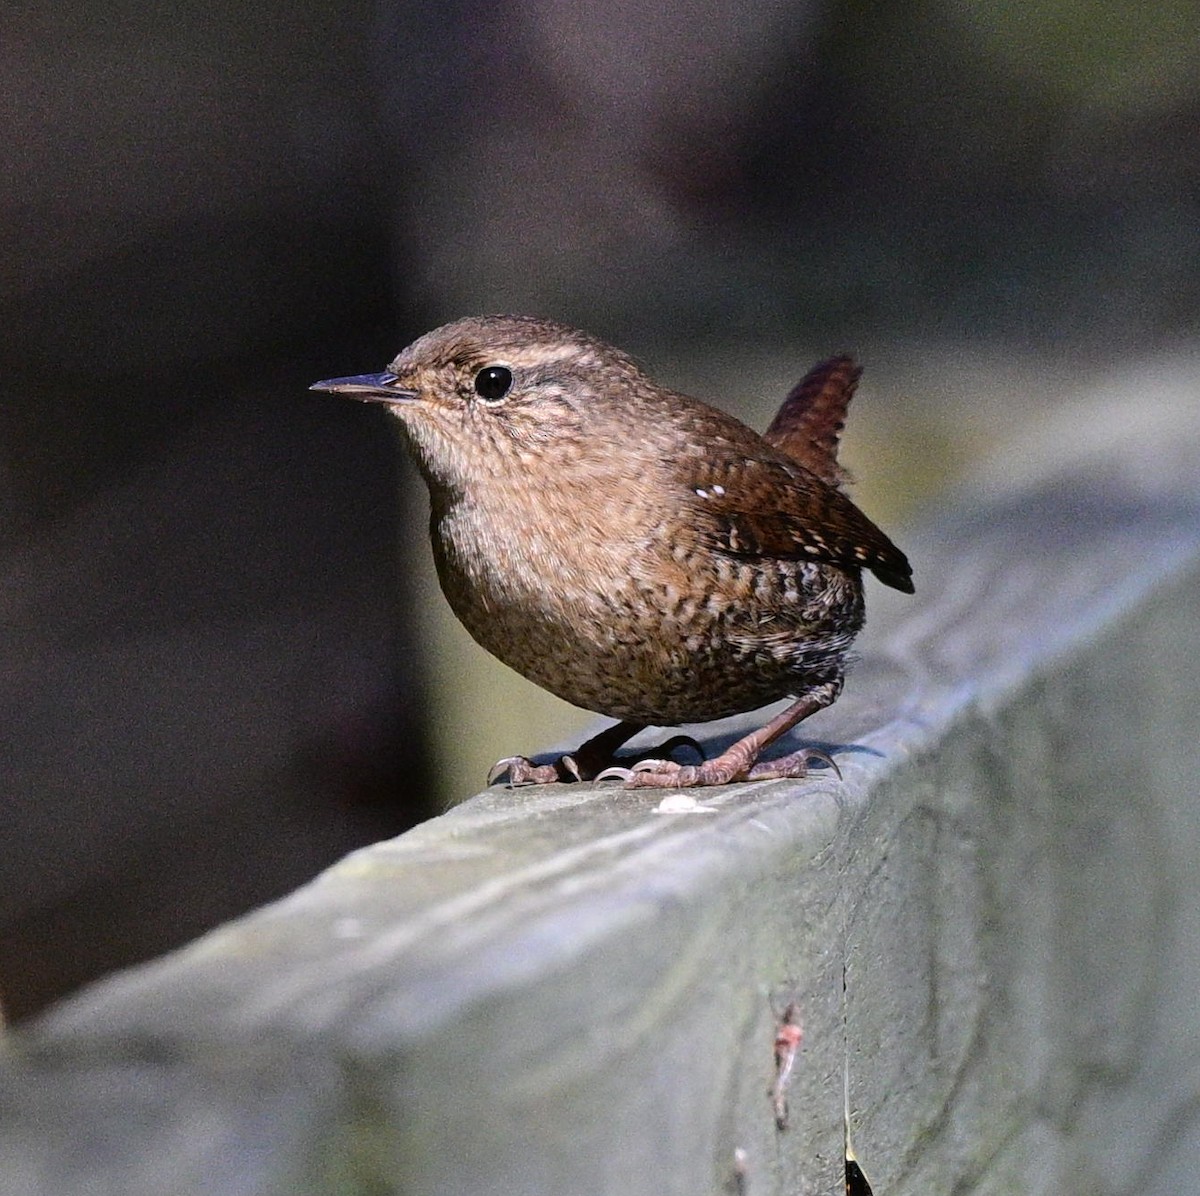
[3,0,1196,1019]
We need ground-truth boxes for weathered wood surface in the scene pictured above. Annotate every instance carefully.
[2,360,1199,1195]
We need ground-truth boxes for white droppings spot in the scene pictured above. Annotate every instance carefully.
[712,483,726,496]
[695,488,709,498]
[655,794,717,814]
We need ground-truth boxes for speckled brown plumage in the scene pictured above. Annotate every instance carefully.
[312,316,913,788]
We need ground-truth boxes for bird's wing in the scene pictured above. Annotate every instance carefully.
[683,454,914,594]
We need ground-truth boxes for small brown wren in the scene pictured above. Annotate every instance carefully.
[312,315,913,788]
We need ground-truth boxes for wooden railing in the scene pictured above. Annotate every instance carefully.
[4,362,1199,1195]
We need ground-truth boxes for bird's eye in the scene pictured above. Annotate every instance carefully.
[473,365,513,402]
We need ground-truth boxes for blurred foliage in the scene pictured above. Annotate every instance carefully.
[954,0,1198,113]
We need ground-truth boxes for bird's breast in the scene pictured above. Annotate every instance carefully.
[426,485,863,723]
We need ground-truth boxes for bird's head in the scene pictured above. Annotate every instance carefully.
[311,315,650,495]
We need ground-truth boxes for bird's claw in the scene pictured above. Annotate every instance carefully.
[487,752,590,786]
[741,746,841,782]
[491,739,839,789]
[486,756,562,786]
[621,747,841,789]
[590,734,706,784]
[761,746,841,781]
[621,761,702,788]
[596,759,704,788]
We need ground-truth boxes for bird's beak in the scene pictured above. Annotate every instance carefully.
[309,372,418,404]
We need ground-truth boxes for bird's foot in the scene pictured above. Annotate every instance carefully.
[487,755,581,786]
[597,745,840,789]
[488,733,703,787]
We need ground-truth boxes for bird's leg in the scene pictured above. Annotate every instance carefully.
[601,680,842,789]
[488,720,646,786]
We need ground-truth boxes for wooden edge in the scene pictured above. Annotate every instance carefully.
[2,364,1199,1195]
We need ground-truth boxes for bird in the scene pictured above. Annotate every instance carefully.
[311,315,912,788]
